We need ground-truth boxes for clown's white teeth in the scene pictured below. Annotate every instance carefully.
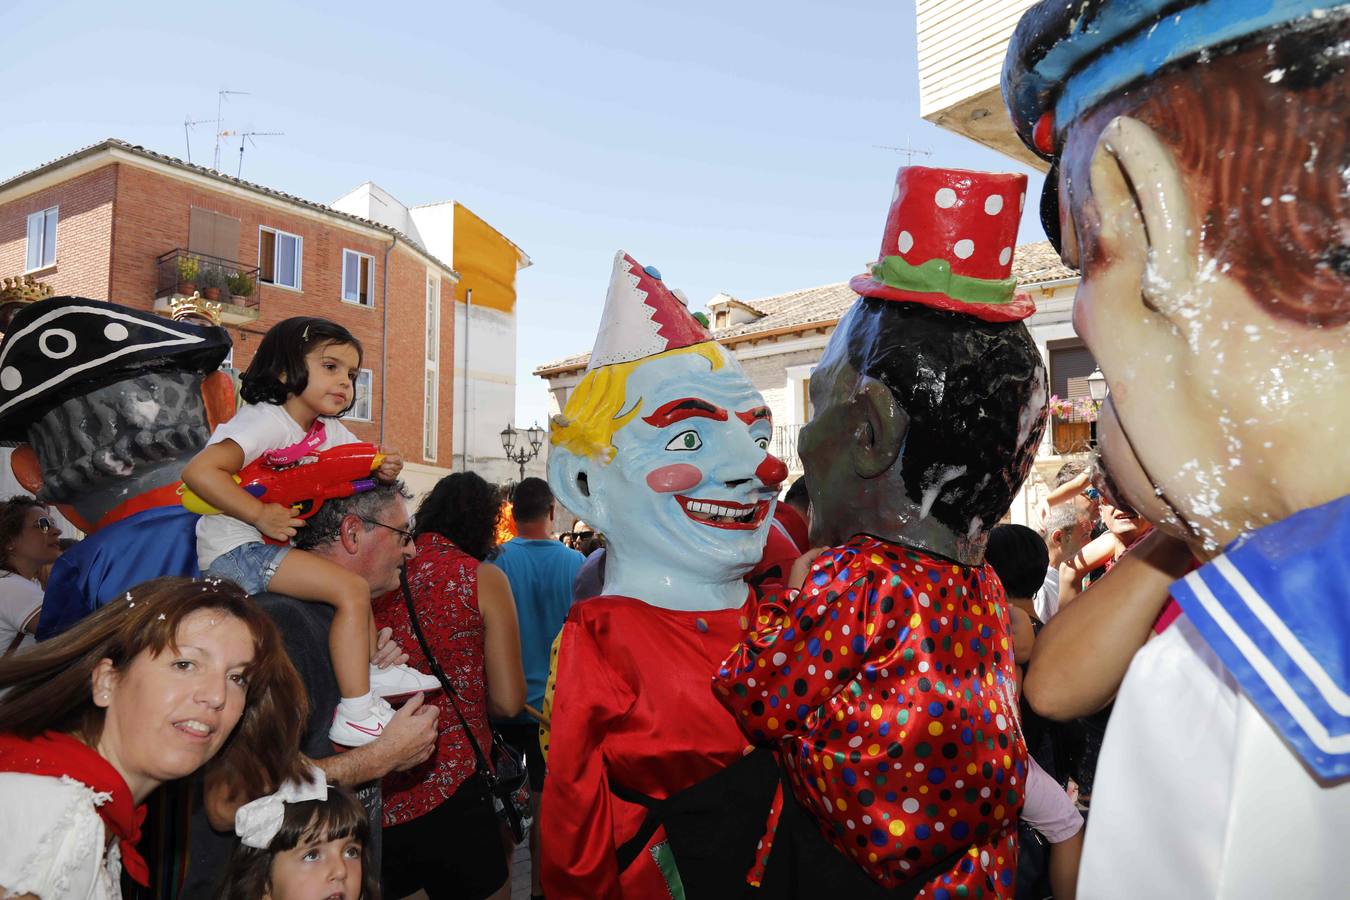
[688,500,750,517]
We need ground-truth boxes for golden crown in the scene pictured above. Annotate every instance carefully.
[170,292,223,326]
[0,274,54,305]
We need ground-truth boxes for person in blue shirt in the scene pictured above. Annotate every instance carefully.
[491,477,583,900]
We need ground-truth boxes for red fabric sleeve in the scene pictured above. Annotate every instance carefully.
[538,617,635,900]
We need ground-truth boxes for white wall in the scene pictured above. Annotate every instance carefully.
[916,0,1038,117]
[331,182,425,247]
[455,301,535,485]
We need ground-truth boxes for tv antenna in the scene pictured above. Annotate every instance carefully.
[212,89,250,171]
[183,115,220,165]
[873,136,933,166]
[225,131,285,179]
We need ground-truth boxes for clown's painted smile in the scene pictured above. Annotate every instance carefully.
[675,495,772,530]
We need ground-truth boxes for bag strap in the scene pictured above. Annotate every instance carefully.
[399,568,492,777]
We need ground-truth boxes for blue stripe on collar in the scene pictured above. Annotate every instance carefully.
[1170,494,1350,781]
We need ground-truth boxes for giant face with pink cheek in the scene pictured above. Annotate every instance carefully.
[586,347,787,587]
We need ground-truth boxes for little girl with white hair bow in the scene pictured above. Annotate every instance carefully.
[219,765,379,900]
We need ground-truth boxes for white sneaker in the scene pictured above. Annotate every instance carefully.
[370,663,442,700]
[329,698,395,748]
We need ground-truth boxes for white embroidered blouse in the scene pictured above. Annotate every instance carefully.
[0,773,123,899]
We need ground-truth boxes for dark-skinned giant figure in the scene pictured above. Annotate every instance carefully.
[717,167,1048,897]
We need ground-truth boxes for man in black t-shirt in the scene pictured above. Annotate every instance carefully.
[181,483,439,898]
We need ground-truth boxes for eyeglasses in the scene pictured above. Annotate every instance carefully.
[359,517,414,546]
[1083,487,1101,501]
[33,516,54,534]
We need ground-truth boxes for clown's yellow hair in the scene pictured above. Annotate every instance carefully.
[550,341,726,463]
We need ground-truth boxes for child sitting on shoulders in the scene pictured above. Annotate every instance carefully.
[182,316,436,747]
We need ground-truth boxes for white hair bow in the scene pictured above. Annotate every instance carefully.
[235,764,328,849]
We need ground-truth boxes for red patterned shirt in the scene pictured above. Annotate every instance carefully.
[715,536,1026,895]
[373,532,492,827]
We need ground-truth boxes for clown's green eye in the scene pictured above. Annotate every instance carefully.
[666,430,703,451]
[754,436,769,450]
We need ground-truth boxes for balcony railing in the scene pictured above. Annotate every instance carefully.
[155,249,261,312]
[772,423,804,473]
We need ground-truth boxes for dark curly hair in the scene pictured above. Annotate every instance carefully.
[414,472,501,561]
[0,495,49,575]
[239,317,363,414]
[985,524,1050,600]
[216,786,379,900]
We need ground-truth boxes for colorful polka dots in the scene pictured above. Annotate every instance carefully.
[715,537,1026,893]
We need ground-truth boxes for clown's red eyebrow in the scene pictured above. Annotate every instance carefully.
[642,398,729,427]
[736,406,772,426]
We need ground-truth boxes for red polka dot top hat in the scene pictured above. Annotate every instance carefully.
[849,166,1036,323]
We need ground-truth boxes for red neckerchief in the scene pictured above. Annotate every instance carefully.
[0,731,149,886]
[262,418,327,468]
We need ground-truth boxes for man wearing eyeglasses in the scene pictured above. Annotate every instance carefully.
[185,482,439,898]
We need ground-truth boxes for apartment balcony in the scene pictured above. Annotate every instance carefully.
[153,249,261,325]
[772,423,804,474]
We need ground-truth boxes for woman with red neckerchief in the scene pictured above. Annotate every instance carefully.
[0,576,306,899]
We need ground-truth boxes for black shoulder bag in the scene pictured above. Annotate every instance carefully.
[399,569,530,842]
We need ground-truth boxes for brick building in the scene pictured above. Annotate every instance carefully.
[0,138,471,494]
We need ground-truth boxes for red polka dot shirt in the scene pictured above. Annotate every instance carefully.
[715,536,1027,895]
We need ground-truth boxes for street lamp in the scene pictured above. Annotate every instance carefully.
[1086,367,1107,402]
[501,421,545,481]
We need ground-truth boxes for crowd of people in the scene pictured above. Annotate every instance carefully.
[1,3,1345,894]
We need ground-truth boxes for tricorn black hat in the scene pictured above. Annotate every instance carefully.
[0,297,230,440]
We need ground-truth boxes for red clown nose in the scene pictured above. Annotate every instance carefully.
[757,454,788,488]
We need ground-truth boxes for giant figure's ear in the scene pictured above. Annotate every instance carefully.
[548,450,606,533]
[1090,115,1200,325]
[848,376,908,479]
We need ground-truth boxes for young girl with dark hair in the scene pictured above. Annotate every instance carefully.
[182,316,435,747]
[222,769,379,900]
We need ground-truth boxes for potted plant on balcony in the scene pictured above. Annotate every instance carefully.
[176,256,200,296]
[200,266,225,302]
[225,271,255,303]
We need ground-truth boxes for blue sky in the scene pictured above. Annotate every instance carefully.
[2,0,1045,427]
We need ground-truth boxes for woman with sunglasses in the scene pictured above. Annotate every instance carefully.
[0,496,63,656]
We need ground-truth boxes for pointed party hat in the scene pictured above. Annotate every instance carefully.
[587,250,713,370]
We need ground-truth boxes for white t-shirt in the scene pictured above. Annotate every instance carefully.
[1033,564,1060,622]
[0,773,125,899]
[0,572,43,655]
[1077,615,1350,897]
[195,403,360,569]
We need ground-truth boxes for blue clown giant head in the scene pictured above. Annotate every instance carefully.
[548,252,788,611]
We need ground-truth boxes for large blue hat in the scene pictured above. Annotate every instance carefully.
[1002,0,1346,162]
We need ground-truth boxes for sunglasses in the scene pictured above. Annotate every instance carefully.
[358,517,415,546]
[33,516,54,534]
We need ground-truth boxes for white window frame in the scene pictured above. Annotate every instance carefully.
[423,272,440,461]
[258,225,303,290]
[341,249,375,307]
[343,369,374,423]
[25,206,58,272]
